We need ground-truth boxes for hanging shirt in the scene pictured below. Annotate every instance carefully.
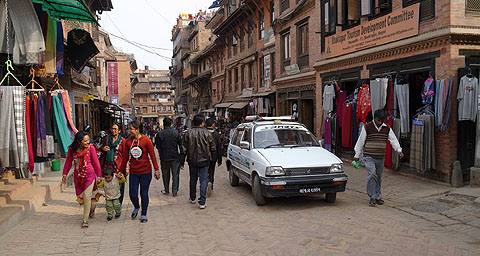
[422,77,435,104]
[357,84,372,124]
[457,75,479,121]
[323,84,335,112]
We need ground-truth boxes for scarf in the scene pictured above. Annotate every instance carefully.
[106,134,122,166]
[73,145,90,184]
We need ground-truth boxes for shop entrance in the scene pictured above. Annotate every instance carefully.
[301,99,314,132]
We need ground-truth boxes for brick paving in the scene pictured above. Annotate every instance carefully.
[0,160,479,255]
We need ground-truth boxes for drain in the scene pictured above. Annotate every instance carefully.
[411,202,451,213]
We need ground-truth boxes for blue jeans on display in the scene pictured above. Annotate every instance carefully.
[129,172,152,216]
[363,156,384,200]
[189,165,209,205]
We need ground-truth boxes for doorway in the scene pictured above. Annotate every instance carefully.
[301,99,314,132]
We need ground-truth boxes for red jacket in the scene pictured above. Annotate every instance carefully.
[118,135,159,175]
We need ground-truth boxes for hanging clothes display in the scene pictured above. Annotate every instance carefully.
[357,84,372,124]
[61,91,78,134]
[45,15,57,74]
[0,0,45,65]
[336,91,347,127]
[422,77,435,105]
[370,78,388,117]
[56,21,64,74]
[324,118,332,151]
[0,87,20,168]
[341,103,353,148]
[52,92,72,155]
[410,119,424,172]
[13,86,28,165]
[25,95,34,172]
[391,118,401,170]
[352,102,358,146]
[323,83,335,112]
[457,75,479,122]
[439,77,454,132]
[395,83,410,133]
[43,93,55,155]
[410,114,435,173]
[67,28,100,72]
[36,95,48,158]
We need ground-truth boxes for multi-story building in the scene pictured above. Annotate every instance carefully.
[113,53,137,108]
[183,11,214,115]
[171,14,195,118]
[133,68,174,125]
[209,0,277,122]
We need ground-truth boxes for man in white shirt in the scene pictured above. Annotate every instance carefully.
[354,110,404,206]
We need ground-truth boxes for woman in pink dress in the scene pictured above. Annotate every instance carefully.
[62,131,102,228]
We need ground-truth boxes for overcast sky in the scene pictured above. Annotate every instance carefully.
[99,0,215,71]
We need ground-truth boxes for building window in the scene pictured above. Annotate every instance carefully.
[259,10,265,39]
[234,68,239,91]
[260,56,265,87]
[281,31,290,72]
[281,0,289,13]
[163,106,166,111]
[403,0,434,22]
[467,0,480,15]
[162,83,166,89]
[228,70,232,92]
[270,1,275,24]
[297,22,309,68]
[321,0,336,52]
[240,32,245,52]
[233,35,238,55]
[139,73,145,78]
[248,28,253,48]
[213,89,217,98]
[271,53,276,80]
[142,107,147,113]
[249,63,254,86]
[151,83,155,89]
[151,94,156,101]
[168,106,172,111]
[152,106,156,112]
[370,0,392,19]
[241,65,246,89]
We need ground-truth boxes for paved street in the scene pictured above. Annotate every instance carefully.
[1,160,480,255]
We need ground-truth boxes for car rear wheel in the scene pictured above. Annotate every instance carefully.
[229,166,239,187]
[252,175,266,206]
[325,193,337,203]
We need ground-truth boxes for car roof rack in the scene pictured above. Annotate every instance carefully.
[245,115,296,122]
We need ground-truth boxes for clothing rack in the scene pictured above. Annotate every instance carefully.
[0,60,23,86]
[413,104,434,119]
[25,68,46,92]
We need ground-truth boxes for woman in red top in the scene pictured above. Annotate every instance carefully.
[62,131,102,228]
[118,120,160,223]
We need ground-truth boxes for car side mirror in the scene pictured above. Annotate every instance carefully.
[318,139,324,147]
[240,141,250,150]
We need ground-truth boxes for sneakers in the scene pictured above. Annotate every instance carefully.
[369,198,376,207]
[161,190,169,195]
[140,215,148,223]
[189,198,196,204]
[207,182,213,197]
[199,203,207,209]
[375,199,385,205]
[172,191,178,197]
[107,216,113,221]
[131,208,139,219]
[115,212,121,219]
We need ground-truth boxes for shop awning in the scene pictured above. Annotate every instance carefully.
[33,0,98,24]
[228,102,249,110]
[202,108,215,113]
[215,102,233,108]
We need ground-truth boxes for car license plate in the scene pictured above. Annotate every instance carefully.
[299,188,322,194]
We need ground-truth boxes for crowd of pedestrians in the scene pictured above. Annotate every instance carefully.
[62,114,219,228]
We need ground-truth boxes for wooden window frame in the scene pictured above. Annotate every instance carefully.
[297,21,309,68]
[281,31,291,72]
[403,0,435,22]
[281,0,290,14]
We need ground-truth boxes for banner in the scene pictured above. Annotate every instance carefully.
[108,62,119,96]
[325,3,419,59]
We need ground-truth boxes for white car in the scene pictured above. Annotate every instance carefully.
[226,116,348,206]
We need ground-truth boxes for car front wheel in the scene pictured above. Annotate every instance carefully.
[325,192,337,203]
[229,166,239,186]
[252,175,266,206]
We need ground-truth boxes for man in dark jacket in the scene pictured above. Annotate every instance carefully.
[206,118,222,197]
[182,114,216,209]
[155,117,183,197]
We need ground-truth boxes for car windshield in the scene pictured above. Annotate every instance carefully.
[254,127,320,148]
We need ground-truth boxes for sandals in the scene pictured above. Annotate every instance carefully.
[81,221,89,228]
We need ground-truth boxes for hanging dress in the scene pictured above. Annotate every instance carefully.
[357,84,372,124]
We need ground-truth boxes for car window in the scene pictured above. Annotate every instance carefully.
[254,127,319,148]
[234,130,244,147]
[241,128,251,143]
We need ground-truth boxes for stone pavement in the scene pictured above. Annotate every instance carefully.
[0,160,479,255]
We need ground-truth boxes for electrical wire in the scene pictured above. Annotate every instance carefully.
[143,0,175,26]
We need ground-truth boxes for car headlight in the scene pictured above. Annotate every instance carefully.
[330,163,344,173]
[266,166,285,176]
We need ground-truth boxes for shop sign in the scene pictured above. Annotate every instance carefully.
[284,64,300,75]
[83,94,94,102]
[264,55,271,90]
[108,62,119,96]
[325,3,420,59]
[110,96,119,105]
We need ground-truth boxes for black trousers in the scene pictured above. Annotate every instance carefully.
[208,161,216,184]
[161,160,181,193]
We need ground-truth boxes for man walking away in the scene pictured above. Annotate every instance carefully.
[206,118,222,197]
[155,117,183,197]
[354,110,403,207]
[182,114,216,209]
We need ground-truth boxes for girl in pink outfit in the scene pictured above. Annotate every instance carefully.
[62,131,102,228]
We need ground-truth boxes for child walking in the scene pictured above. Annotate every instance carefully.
[98,168,126,221]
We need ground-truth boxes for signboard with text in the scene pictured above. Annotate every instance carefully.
[108,62,119,96]
[110,96,119,105]
[325,3,420,59]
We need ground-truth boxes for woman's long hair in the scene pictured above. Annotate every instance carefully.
[130,120,143,134]
[70,131,88,153]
